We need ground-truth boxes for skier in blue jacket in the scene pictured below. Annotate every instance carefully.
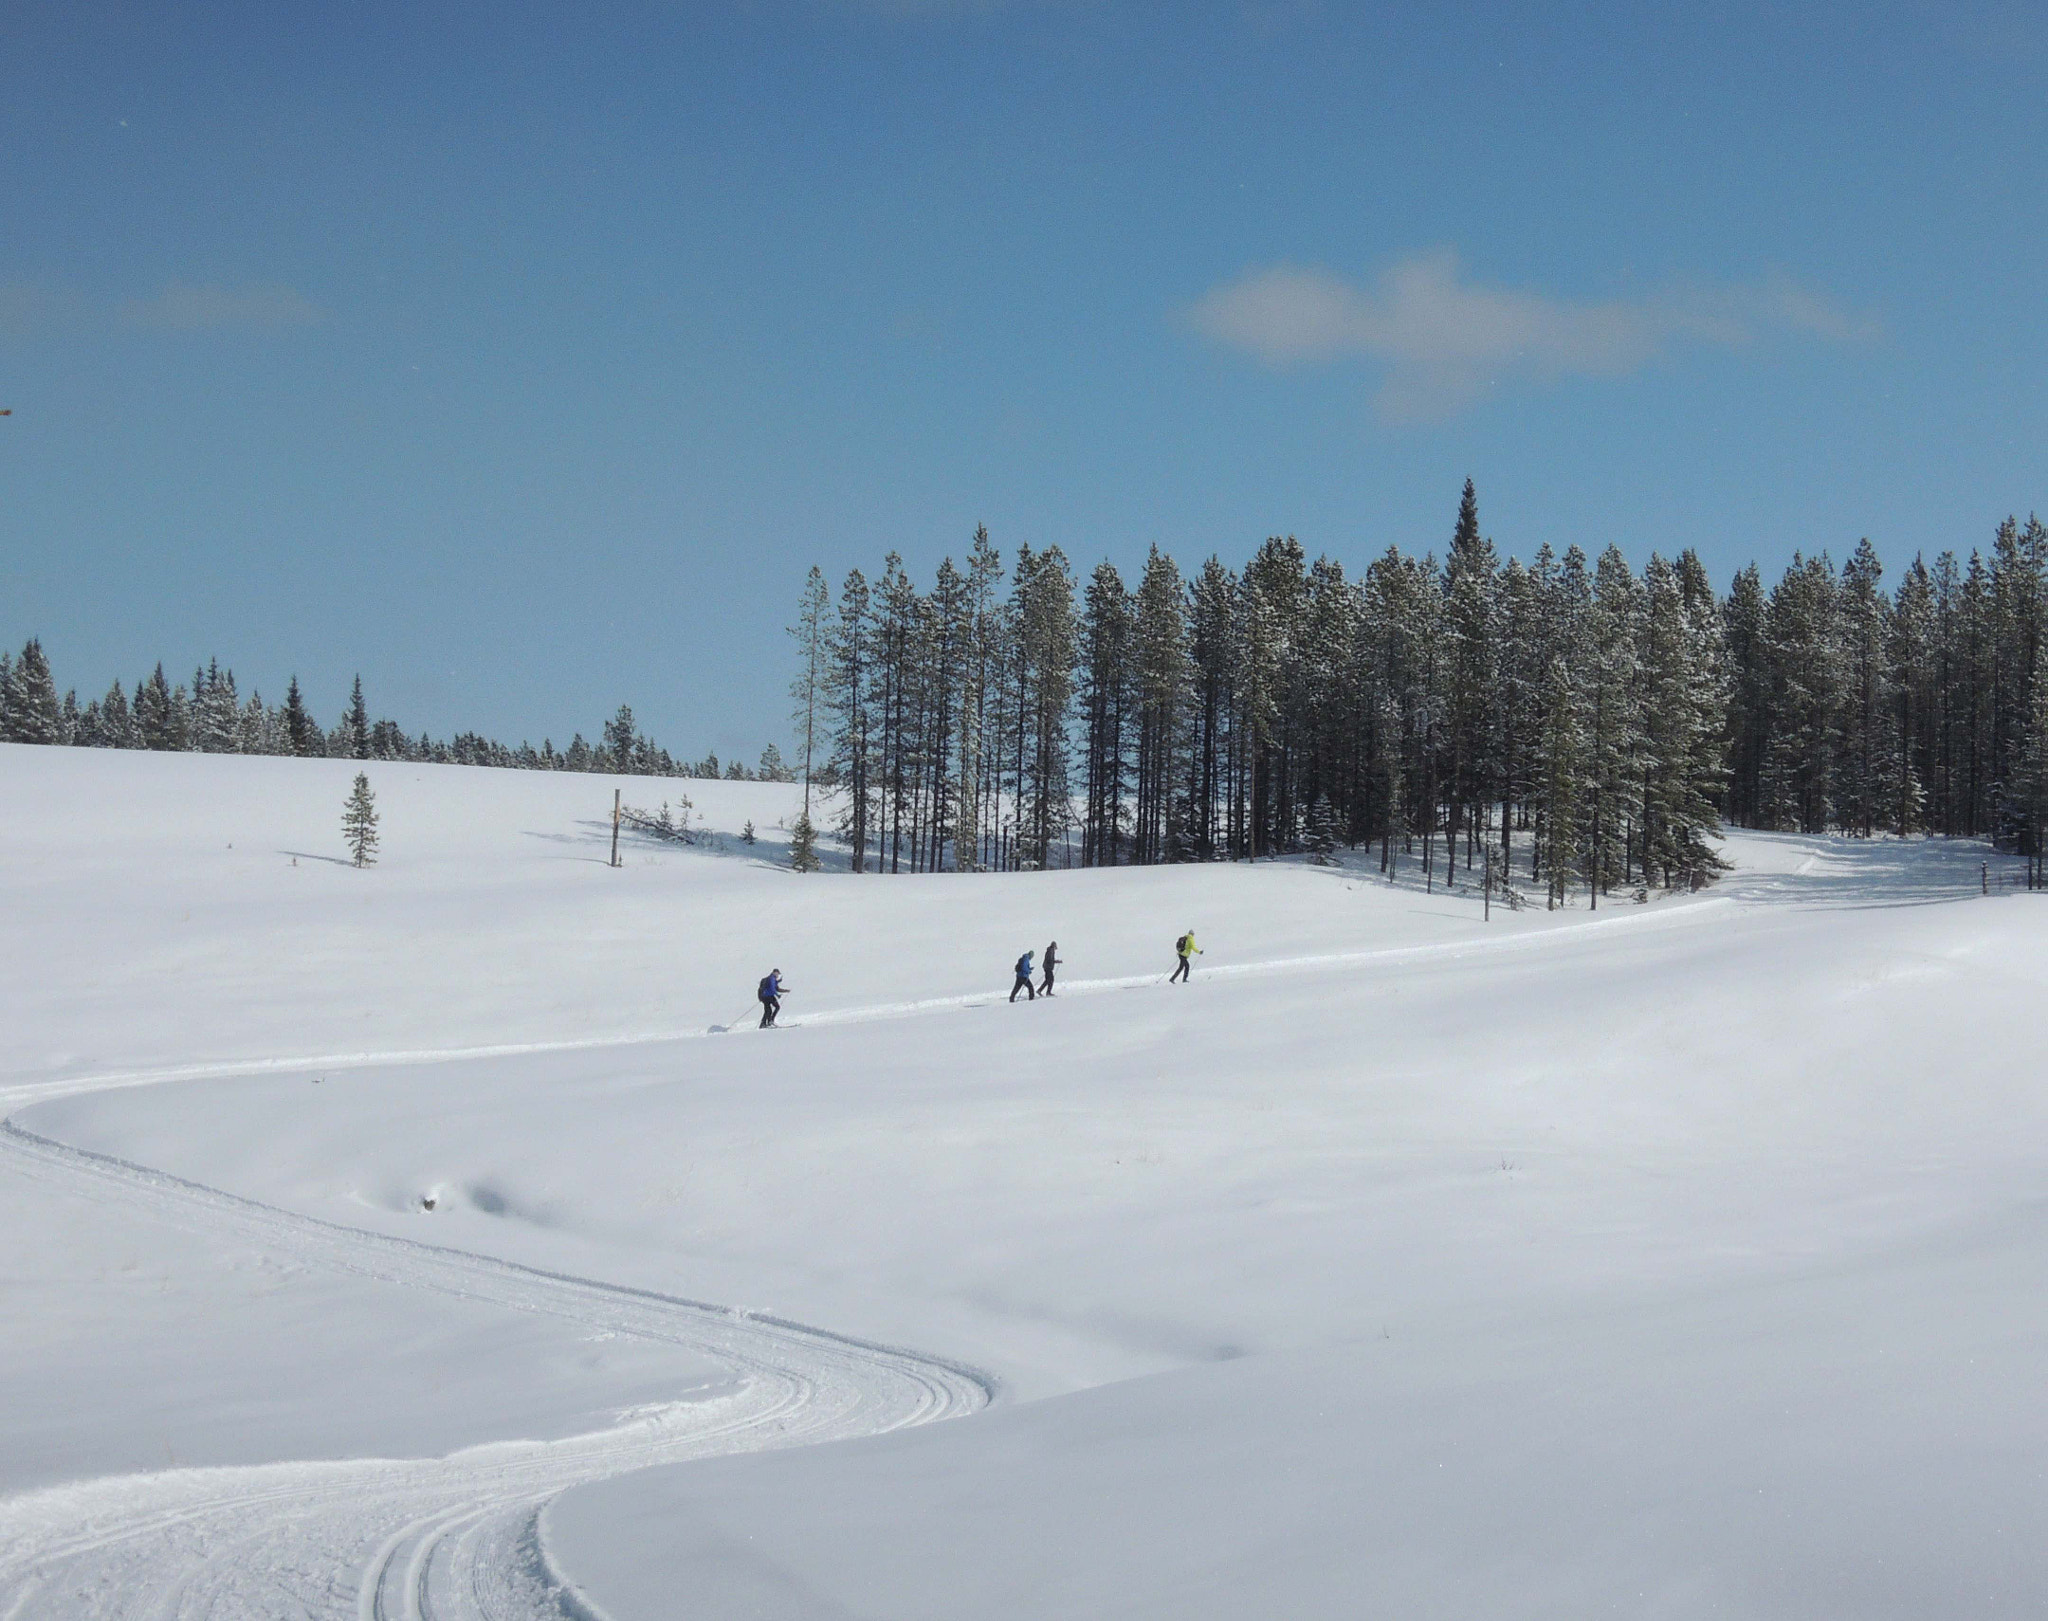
[758,969,788,1028]
[1010,950,1037,1002]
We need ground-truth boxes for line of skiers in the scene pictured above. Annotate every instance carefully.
[758,930,1203,1027]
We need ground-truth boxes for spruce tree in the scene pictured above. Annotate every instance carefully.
[603,705,637,769]
[346,676,371,761]
[789,811,821,873]
[3,639,62,744]
[196,660,240,752]
[1081,561,1134,865]
[342,772,380,867]
[238,691,268,753]
[99,678,135,747]
[827,569,875,872]
[283,676,318,756]
[788,565,831,821]
[1443,480,1499,875]
[1304,794,1340,864]
[136,665,175,749]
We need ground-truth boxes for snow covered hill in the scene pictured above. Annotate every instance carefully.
[3,742,2045,1618]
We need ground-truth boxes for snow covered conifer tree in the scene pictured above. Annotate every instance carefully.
[602,705,637,770]
[827,569,875,872]
[282,676,318,756]
[954,527,1005,871]
[3,639,62,743]
[1304,794,1339,864]
[789,811,821,873]
[99,678,136,747]
[1443,481,1499,878]
[1638,554,1728,883]
[1833,540,1890,839]
[136,665,175,749]
[1186,556,1238,861]
[1080,560,1134,866]
[1760,553,1842,833]
[1583,547,1642,898]
[788,565,830,821]
[346,676,371,761]
[239,691,271,754]
[342,773,380,867]
[1014,544,1080,870]
[196,660,240,752]
[1130,547,1187,865]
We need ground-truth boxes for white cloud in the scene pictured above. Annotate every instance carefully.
[1187,251,1873,421]
[118,283,321,330]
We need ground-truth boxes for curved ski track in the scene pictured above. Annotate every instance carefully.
[0,892,1746,1618]
[0,1123,990,1620]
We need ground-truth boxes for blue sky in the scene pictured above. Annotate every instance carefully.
[2,1,2044,758]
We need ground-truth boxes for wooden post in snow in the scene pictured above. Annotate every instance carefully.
[612,788,622,869]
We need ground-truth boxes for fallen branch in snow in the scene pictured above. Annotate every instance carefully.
[619,800,697,844]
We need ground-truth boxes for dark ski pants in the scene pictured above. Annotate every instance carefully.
[759,996,780,1028]
[1040,966,1056,996]
[1011,976,1035,1002]
[1170,956,1191,983]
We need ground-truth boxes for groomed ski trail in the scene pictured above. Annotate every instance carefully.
[3,890,1735,1113]
[0,1122,991,1620]
[0,876,1808,1616]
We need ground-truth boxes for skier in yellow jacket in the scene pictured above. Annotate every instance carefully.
[1170,928,1202,983]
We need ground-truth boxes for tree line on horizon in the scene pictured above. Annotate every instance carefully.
[792,486,2048,901]
[0,653,795,785]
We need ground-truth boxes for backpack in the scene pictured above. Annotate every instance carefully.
[1177,934,1191,956]
[758,975,775,1000]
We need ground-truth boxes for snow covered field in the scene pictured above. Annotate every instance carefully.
[3,742,2046,1617]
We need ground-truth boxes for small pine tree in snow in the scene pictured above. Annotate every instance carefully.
[740,819,756,845]
[1304,795,1340,865]
[342,773,380,867]
[789,811,821,873]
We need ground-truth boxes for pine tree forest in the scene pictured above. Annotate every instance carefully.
[0,650,797,784]
[798,487,2048,899]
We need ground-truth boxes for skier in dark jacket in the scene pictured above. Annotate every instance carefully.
[758,969,787,1028]
[1040,941,1060,997]
[1010,950,1037,1002]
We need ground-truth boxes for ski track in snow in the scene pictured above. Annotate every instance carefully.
[0,877,1853,1619]
[4,890,1737,1112]
[0,1122,991,1620]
